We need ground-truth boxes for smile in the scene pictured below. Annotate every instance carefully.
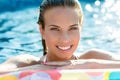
[57,45,72,51]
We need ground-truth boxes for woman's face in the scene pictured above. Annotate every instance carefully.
[40,7,81,61]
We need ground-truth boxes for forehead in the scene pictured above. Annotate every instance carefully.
[44,7,79,26]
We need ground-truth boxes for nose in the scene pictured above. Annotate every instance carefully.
[60,32,70,43]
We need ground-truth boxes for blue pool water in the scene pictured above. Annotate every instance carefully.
[0,0,120,63]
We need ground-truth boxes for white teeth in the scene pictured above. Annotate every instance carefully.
[58,46,71,50]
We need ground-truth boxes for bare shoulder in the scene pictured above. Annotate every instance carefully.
[78,49,120,60]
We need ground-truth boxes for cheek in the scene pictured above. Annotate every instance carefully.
[70,31,80,41]
[74,35,80,44]
[44,32,58,45]
[44,34,54,42]
[44,30,60,40]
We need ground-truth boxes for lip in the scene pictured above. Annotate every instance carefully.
[56,45,73,51]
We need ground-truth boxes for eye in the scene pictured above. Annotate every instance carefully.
[50,28,60,31]
[69,27,78,31]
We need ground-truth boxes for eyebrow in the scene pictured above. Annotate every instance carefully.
[69,24,79,27]
[48,24,79,28]
[48,24,60,28]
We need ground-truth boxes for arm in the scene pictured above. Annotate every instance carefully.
[44,59,120,69]
[1,59,120,73]
[0,54,40,73]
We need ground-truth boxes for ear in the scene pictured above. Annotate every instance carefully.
[39,24,45,39]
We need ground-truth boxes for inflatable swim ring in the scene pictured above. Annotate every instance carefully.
[0,69,120,80]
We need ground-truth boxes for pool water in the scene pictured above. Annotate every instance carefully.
[0,0,120,63]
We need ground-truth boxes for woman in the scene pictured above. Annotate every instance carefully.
[0,0,119,73]
[38,0,82,62]
[38,0,115,62]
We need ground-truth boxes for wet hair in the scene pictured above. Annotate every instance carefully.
[37,0,83,56]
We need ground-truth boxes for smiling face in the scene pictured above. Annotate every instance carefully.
[40,7,81,61]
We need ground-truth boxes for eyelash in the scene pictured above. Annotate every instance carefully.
[69,27,78,30]
[50,27,78,31]
[50,28,59,31]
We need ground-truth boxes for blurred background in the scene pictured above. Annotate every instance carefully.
[0,0,120,63]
